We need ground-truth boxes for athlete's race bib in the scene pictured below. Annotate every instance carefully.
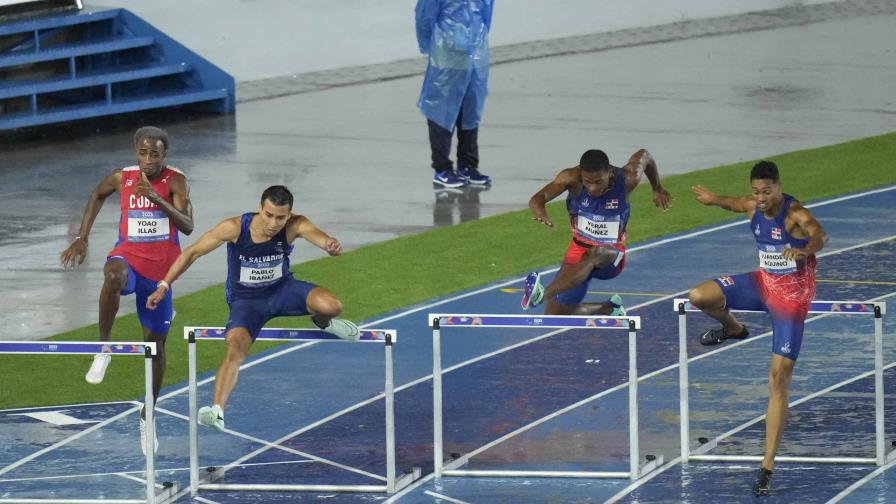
[576,212,620,245]
[127,210,170,242]
[758,244,797,275]
[239,258,283,286]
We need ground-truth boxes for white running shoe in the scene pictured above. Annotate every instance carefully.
[323,318,361,341]
[139,416,158,454]
[198,404,225,432]
[85,353,111,385]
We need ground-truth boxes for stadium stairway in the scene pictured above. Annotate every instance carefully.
[0,6,234,130]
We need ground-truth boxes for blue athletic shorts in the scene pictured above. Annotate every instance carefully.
[107,256,173,336]
[225,277,318,341]
[713,272,805,361]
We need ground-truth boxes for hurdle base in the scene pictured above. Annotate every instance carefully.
[638,454,665,478]
[197,483,389,492]
[688,454,879,464]
[392,471,419,493]
[0,500,148,504]
[201,466,227,484]
[0,481,180,504]
[198,466,417,494]
[440,454,664,480]
[154,482,180,504]
[442,469,633,479]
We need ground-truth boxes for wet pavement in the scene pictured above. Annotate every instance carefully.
[1,1,894,340]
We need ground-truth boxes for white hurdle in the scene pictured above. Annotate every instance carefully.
[0,341,177,504]
[183,326,416,495]
[428,313,663,480]
[674,298,891,466]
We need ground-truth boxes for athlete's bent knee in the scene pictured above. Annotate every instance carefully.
[689,283,721,310]
[102,262,128,289]
[309,289,343,318]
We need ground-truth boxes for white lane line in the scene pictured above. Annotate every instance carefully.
[0,401,142,478]
[154,406,384,482]
[826,458,896,503]
[0,459,312,484]
[423,490,473,503]
[605,455,683,504]
[0,400,134,413]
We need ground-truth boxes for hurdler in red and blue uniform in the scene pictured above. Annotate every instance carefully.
[106,165,184,334]
[713,194,816,360]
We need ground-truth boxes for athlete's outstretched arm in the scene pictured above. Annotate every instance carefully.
[146,217,240,309]
[783,203,827,260]
[691,185,755,213]
[134,171,194,235]
[292,215,343,256]
[60,170,122,269]
[528,167,576,227]
[623,149,671,211]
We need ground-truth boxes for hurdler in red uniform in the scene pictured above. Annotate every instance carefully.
[60,126,193,455]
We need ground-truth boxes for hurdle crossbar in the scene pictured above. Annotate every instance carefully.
[674,298,889,466]
[0,341,172,504]
[183,327,415,494]
[427,313,661,481]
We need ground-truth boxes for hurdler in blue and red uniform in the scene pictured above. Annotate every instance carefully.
[521,148,672,315]
[687,160,827,497]
[61,126,193,455]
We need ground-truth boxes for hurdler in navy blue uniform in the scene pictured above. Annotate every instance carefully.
[146,185,359,432]
[522,148,672,314]
[687,161,827,496]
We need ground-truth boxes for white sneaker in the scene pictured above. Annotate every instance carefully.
[139,416,158,454]
[323,318,361,341]
[85,353,111,384]
[198,404,225,432]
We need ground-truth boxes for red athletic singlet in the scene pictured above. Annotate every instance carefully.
[107,166,183,281]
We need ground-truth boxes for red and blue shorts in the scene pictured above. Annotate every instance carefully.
[554,240,626,306]
[713,271,814,361]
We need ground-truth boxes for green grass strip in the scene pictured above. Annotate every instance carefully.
[2,132,894,410]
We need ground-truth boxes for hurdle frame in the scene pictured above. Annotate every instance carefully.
[428,313,663,480]
[183,326,416,495]
[0,341,178,504]
[674,298,892,466]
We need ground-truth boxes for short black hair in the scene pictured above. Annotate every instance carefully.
[579,149,611,173]
[750,160,779,182]
[134,126,170,151]
[261,185,294,210]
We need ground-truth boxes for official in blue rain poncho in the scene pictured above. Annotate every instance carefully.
[416,0,494,187]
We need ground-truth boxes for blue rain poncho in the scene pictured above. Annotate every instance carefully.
[415,0,494,131]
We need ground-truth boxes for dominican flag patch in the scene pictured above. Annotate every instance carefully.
[605,199,619,209]
[718,276,735,286]
[771,227,782,240]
